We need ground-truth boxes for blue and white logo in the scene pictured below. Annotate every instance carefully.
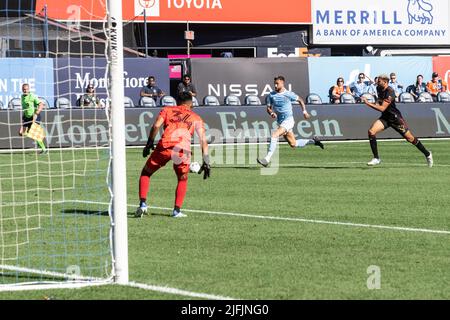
[407,0,434,24]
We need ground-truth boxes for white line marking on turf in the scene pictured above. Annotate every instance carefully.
[145,206,450,235]
[72,200,450,235]
[125,281,236,300]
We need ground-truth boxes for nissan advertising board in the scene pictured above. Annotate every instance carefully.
[312,0,450,45]
[190,58,310,103]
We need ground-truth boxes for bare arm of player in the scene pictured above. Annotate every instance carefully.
[266,106,276,119]
[142,115,164,157]
[298,97,310,119]
[33,101,45,122]
[361,96,390,112]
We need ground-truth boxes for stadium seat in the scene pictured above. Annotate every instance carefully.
[160,95,177,107]
[8,98,21,110]
[0,101,5,110]
[39,97,52,109]
[203,95,220,106]
[224,95,241,106]
[437,92,450,103]
[138,96,157,107]
[399,92,415,103]
[340,93,356,104]
[244,95,262,106]
[418,92,433,103]
[360,93,376,104]
[192,96,199,107]
[306,93,322,105]
[123,96,135,108]
[55,97,71,109]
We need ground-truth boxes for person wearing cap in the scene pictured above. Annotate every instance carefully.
[427,72,448,101]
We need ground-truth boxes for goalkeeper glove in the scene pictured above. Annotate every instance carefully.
[143,138,155,158]
[198,155,211,180]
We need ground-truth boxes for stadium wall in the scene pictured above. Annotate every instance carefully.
[1,105,449,149]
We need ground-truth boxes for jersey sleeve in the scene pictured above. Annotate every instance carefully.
[384,88,396,103]
[32,95,41,106]
[287,91,299,102]
[266,94,273,106]
[158,107,168,122]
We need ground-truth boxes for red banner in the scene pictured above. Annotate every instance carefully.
[433,56,450,86]
[36,0,311,24]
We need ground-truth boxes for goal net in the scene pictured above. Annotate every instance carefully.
[0,0,127,290]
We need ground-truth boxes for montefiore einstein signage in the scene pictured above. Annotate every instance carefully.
[312,0,450,45]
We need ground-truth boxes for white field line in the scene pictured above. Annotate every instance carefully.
[145,205,450,236]
[124,281,236,300]
[72,200,450,235]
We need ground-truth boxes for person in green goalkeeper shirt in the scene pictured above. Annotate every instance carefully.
[19,83,47,154]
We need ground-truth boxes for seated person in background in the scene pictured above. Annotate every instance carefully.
[140,76,164,102]
[81,84,101,108]
[350,73,373,102]
[388,72,404,101]
[366,76,379,99]
[331,77,351,104]
[177,74,197,99]
[408,74,428,101]
[427,72,448,101]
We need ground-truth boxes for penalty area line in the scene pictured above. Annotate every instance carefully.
[75,200,450,235]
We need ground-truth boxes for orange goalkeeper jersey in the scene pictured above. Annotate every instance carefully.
[157,105,204,150]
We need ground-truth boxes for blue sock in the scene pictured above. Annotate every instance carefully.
[295,139,314,148]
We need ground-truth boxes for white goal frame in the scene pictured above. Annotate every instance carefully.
[0,0,128,291]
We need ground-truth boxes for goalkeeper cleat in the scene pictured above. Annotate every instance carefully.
[39,149,49,155]
[171,210,187,218]
[257,158,269,167]
[426,151,433,168]
[313,136,324,149]
[367,158,381,166]
[135,203,148,218]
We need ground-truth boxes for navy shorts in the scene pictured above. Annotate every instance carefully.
[22,114,41,131]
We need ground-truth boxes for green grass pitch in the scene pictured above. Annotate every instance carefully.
[0,139,449,299]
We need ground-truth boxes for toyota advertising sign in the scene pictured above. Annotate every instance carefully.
[312,0,450,45]
[36,0,311,24]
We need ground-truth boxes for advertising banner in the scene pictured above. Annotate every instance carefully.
[308,57,433,102]
[1,104,449,149]
[54,58,170,106]
[190,58,310,103]
[432,56,450,86]
[0,58,54,108]
[312,0,450,45]
[36,0,311,24]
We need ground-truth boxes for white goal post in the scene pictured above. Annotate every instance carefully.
[0,0,128,290]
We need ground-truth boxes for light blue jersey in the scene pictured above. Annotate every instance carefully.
[267,89,299,124]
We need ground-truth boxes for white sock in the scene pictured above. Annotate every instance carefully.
[265,137,278,162]
[296,139,315,148]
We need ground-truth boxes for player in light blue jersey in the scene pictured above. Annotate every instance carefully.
[257,76,324,167]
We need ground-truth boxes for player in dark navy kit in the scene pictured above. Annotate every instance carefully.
[361,74,433,167]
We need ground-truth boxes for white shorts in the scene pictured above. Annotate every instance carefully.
[279,117,295,132]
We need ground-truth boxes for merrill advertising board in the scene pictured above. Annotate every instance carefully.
[312,0,450,45]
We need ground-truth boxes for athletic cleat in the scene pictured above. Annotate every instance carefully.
[39,149,49,155]
[171,210,187,218]
[135,204,148,218]
[313,136,324,149]
[257,158,269,167]
[367,158,381,166]
[426,151,433,168]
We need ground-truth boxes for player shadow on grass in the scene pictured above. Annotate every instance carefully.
[127,211,173,218]
[62,209,109,216]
